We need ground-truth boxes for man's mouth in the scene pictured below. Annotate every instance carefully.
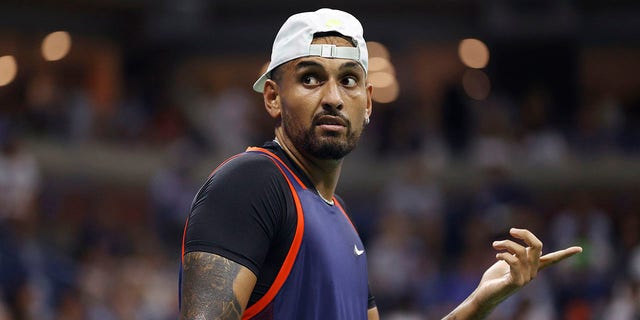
[315,115,347,127]
[314,115,348,132]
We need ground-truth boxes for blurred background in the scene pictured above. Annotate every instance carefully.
[1,0,639,319]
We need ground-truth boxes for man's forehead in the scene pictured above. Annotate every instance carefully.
[286,56,366,74]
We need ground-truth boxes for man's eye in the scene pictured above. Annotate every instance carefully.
[342,77,357,87]
[302,75,320,85]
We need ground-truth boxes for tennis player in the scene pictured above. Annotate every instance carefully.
[179,8,582,320]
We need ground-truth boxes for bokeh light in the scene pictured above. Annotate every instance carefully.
[0,55,18,86]
[365,41,399,103]
[366,41,390,60]
[368,57,395,75]
[372,78,399,103]
[368,72,395,88]
[462,68,491,100]
[458,38,489,69]
[41,31,72,61]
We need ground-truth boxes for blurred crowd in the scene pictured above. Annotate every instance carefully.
[1,38,640,320]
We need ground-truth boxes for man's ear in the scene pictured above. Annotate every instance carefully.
[263,79,281,119]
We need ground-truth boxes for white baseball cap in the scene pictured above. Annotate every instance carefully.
[253,8,369,93]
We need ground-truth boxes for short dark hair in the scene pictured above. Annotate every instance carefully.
[312,31,356,46]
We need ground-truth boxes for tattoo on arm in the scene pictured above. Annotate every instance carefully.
[181,252,244,320]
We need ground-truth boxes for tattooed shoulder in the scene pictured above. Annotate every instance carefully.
[181,252,244,320]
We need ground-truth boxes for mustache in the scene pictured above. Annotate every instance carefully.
[312,110,351,127]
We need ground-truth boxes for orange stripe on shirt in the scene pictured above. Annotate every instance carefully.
[241,154,306,319]
[181,216,189,265]
[334,198,358,234]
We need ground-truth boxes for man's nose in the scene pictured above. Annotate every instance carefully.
[321,79,344,111]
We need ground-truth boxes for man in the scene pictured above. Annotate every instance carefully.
[180,8,582,320]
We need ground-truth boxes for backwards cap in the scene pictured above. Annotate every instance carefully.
[253,8,368,93]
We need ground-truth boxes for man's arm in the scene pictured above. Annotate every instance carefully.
[368,307,380,320]
[442,228,582,320]
[181,252,257,320]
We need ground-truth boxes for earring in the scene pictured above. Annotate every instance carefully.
[365,117,370,125]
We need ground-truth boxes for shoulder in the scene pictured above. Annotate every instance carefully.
[206,151,286,190]
[213,151,281,178]
[191,152,288,210]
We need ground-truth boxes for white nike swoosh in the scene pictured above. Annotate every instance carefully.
[354,244,365,256]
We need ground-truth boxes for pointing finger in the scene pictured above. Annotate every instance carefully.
[539,246,583,270]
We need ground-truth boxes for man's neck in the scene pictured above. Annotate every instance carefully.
[274,130,343,202]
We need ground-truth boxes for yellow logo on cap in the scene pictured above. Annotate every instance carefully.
[325,18,343,27]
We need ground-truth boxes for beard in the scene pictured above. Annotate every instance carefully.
[283,109,362,160]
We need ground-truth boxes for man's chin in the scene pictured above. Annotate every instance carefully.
[307,140,355,160]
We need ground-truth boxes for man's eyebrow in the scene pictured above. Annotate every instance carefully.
[294,60,364,75]
[339,61,360,71]
[295,60,323,71]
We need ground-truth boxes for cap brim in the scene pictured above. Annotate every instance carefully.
[253,72,269,93]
